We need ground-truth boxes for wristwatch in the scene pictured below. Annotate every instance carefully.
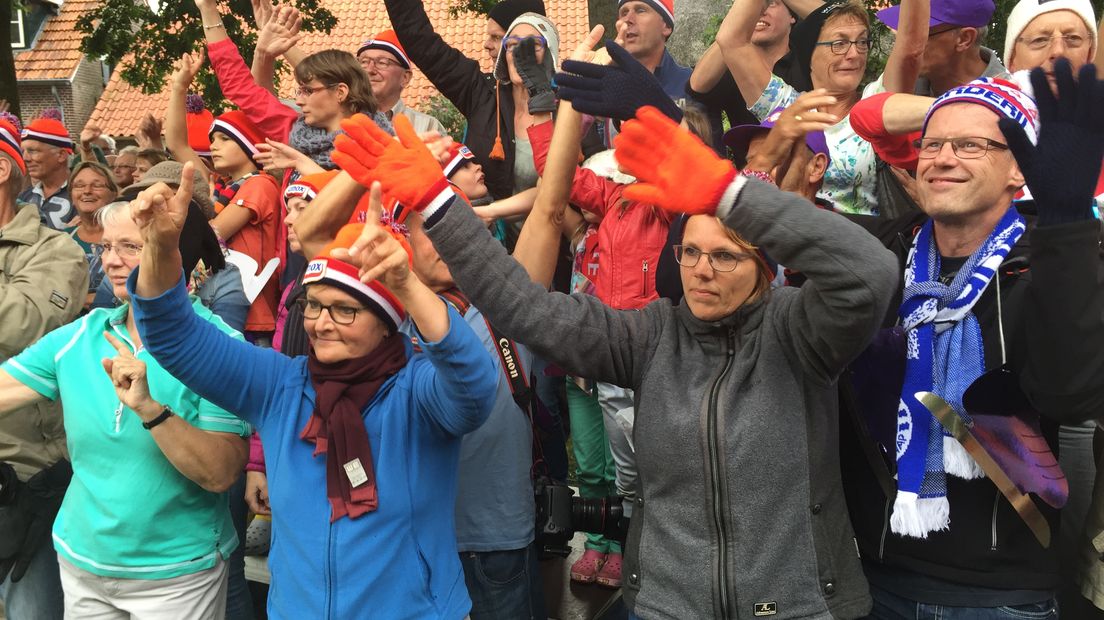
[142,405,175,430]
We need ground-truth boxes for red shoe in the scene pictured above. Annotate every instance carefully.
[570,549,607,584]
[596,551,622,588]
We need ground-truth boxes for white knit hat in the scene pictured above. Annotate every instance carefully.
[493,12,560,83]
[1003,0,1098,70]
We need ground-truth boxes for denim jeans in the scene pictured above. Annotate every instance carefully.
[867,583,1058,619]
[460,542,546,620]
[0,534,64,620]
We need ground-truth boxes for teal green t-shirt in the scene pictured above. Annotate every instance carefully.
[2,299,251,579]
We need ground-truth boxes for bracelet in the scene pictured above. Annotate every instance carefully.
[740,168,775,185]
[203,23,225,30]
[142,406,175,430]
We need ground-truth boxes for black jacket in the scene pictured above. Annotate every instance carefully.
[840,204,1104,595]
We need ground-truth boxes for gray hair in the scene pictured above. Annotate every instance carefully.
[117,145,140,158]
[95,200,133,228]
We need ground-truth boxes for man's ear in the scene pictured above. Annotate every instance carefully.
[401,70,413,89]
[956,27,979,52]
[0,155,12,189]
[1008,160,1026,193]
[807,152,829,185]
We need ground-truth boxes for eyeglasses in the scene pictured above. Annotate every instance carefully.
[295,83,338,98]
[296,298,366,325]
[814,38,872,55]
[1016,33,1088,51]
[503,35,547,53]
[72,182,110,192]
[91,241,143,258]
[359,56,404,70]
[673,245,754,272]
[914,137,1009,160]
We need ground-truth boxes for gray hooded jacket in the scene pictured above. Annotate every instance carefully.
[426,178,898,619]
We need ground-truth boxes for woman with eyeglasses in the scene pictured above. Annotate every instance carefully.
[0,196,251,618]
[717,0,883,215]
[64,161,118,308]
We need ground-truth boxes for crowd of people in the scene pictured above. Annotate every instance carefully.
[0,0,1103,618]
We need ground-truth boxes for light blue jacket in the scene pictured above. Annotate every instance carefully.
[129,272,498,620]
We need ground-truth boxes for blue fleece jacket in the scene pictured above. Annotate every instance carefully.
[128,272,498,620]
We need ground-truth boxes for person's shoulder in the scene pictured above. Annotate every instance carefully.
[239,173,280,194]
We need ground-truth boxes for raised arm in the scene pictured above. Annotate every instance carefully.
[781,0,823,20]
[165,52,213,182]
[879,0,930,94]
[715,0,776,105]
[250,3,306,93]
[689,43,730,94]
[294,171,367,259]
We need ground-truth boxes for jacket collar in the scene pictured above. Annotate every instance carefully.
[0,202,48,246]
[675,294,768,338]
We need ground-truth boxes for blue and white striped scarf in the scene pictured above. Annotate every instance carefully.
[892,207,1026,538]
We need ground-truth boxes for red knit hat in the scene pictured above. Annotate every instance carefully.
[21,117,73,152]
[0,120,25,174]
[209,110,264,164]
[285,170,340,203]
[619,0,674,29]
[186,94,215,158]
[357,30,411,69]
[302,224,408,331]
[442,143,476,179]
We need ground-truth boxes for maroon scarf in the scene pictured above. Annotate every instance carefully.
[302,333,407,521]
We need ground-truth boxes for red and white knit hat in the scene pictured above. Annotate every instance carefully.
[443,143,476,179]
[186,94,215,158]
[209,110,265,164]
[21,116,73,151]
[357,29,412,69]
[923,77,1041,145]
[619,0,674,29]
[0,120,25,173]
[285,170,340,203]
[302,224,407,331]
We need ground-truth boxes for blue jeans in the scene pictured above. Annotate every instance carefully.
[867,584,1058,619]
[460,542,546,620]
[0,534,63,620]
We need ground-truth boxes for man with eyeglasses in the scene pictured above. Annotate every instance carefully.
[840,65,1104,619]
[356,30,446,136]
[0,119,87,620]
[18,116,76,231]
[875,0,1008,98]
[112,147,139,189]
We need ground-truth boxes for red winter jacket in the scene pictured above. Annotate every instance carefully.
[529,120,671,310]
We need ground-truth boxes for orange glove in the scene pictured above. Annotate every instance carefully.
[614,106,738,215]
[333,114,455,215]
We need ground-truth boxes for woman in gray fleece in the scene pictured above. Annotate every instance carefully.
[332,108,899,620]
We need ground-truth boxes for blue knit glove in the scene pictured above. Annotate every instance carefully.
[557,40,683,123]
[999,60,1104,227]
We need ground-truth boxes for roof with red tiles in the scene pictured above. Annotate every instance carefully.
[15,0,102,81]
[89,1,590,137]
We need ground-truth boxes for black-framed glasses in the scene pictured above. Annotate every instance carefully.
[673,245,753,272]
[295,83,339,98]
[914,137,1009,160]
[296,298,367,325]
[359,56,403,70]
[91,241,143,258]
[1016,33,1088,51]
[814,38,872,55]
[503,35,547,53]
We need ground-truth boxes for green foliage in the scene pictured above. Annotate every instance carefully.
[423,94,467,142]
[701,14,723,48]
[76,0,336,107]
[448,0,496,18]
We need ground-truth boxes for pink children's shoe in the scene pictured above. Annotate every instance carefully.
[595,551,622,588]
[570,549,607,584]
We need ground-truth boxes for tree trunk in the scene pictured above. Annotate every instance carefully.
[668,0,729,66]
[0,0,21,117]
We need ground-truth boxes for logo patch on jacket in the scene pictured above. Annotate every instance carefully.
[753,602,777,616]
[49,290,69,310]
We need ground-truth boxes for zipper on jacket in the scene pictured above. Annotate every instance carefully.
[707,328,737,619]
[878,496,891,560]
[641,260,649,297]
[326,521,335,618]
[990,491,1000,551]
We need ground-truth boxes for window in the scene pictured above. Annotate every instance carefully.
[10,8,24,49]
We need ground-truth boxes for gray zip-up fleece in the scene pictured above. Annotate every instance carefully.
[425,178,899,620]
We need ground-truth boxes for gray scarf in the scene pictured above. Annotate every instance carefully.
[288,111,394,170]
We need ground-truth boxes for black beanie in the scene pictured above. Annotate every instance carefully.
[788,0,852,93]
[488,0,547,30]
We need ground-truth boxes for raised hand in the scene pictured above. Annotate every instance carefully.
[129,161,195,247]
[513,38,555,115]
[558,40,682,123]
[101,331,159,420]
[255,5,302,58]
[333,114,450,212]
[614,106,737,215]
[79,122,102,151]
[999,60,1104,226]
[250,0,274,28]
[136,113,163,149]
[567,24,605,63]
[254,139,318,174]
[419,131,455,165]
[331,183,416,292]
[171,50,205,90]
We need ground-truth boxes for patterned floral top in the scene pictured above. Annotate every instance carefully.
[750,75,884,215]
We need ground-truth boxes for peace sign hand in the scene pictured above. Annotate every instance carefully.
[128,161,195,249]
[101,332,160,421]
